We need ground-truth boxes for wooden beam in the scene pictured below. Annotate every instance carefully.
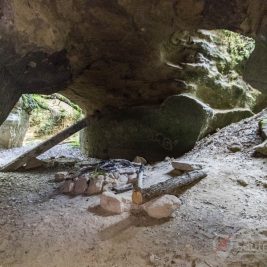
[1,117,88,172]
[132,170,207,204]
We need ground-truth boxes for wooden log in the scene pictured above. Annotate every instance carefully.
[1,117,88,172]
[133,170,207,204]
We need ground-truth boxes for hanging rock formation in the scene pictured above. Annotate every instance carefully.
[0,0,267,159]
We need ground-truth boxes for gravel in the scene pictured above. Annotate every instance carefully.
[0,142,87,167]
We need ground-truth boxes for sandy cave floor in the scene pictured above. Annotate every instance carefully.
[0,112,267,267]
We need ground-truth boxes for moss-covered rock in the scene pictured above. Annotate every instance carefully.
[161,30,266,112]
[206,108,253,134]
[81,95,213,161]
[81,94,255,161]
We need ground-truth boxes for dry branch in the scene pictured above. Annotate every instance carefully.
[1,117,88,172]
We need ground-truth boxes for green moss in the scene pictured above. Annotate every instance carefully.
[22,93,83,138]
[161,29,261,111]
[215,30,255,74]
[21,95,39,113]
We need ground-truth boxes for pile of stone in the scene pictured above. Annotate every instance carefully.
[55,158,203,219]
[56,159,143,196]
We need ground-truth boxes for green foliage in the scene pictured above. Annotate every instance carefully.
[70,138,80,148]
[22,93,83,138]
[216,30,255,74]
[161,29,261,110]
[21,95,39,113]
[259,118,267,128]
[22,94,52,113]
[34,110,67,136]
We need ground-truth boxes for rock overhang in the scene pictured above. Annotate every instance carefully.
[0,0,267,159]
[0,0,266,119]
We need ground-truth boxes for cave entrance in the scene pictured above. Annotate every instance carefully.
[22,93,84,146]
[0,94,85,170]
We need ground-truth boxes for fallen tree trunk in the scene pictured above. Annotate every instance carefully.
[132,170,207,204]
[1,117,88,172]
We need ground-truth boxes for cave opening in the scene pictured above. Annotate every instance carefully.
[0,1,267,266]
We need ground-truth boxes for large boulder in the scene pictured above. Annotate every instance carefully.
[80,94,213,161]
[0,99,30,149]
[80,94,254,161]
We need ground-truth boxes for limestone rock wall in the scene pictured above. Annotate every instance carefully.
[80,95,253,161]
[0,99,30,149]
[160,29,266,112]
[1,0,267,159]
[0,0,267,125]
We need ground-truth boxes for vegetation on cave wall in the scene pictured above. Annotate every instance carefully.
[161,29,266,111]
[22,94,83,139]
[216,30,255,74]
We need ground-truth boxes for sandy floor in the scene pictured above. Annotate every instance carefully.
[0,112,267,267]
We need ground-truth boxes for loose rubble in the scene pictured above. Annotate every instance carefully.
[58,159,142,196]
[237,178,249,187]
[228,142,243,152]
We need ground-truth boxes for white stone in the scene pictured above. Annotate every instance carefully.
[54,172,68,182]
[142,195,181,219]
[120,192,132,211]
[86,175,105,195]
[73,175,89,194]
[149,254,160,266]
[127,173,138,184]
[112,172,120,179]
[100,192,124,214]
[171,161,202,171]
[104,175,116,184]
[102,184,112,192]
[61,180,75,194]
[118,174,128,184]
[133,156,147,165]
[97,174,105,180]
[164,156,171,161]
